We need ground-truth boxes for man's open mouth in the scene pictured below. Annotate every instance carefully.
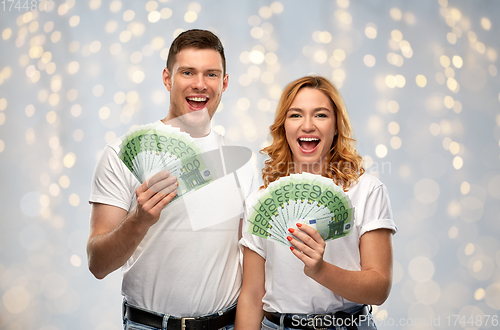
[186,96,208,110]
[298,137,320,151]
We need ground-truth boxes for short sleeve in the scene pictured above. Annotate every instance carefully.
[239,191,266,259]
[358,184,397,237]
[89,145,136,211]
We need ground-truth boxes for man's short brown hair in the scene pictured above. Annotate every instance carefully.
[166,29,226,74]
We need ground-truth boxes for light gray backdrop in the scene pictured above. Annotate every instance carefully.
[0,0,499,329]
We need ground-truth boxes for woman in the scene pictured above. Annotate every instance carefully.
[235,76,396,330]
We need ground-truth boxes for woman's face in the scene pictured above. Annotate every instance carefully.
[284,87,337,174]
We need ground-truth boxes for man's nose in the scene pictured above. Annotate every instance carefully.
[192,74,206,90]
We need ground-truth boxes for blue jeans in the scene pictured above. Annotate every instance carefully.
[261,305,377,330]
[123,301,235,330]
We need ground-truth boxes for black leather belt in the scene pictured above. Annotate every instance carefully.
[125,304,236,330]
[263,305,371,330]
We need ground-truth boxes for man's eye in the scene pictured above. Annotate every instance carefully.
[182,71,192,76]
[208,73,218,77]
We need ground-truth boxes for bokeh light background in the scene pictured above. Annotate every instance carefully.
[1,0,500,329]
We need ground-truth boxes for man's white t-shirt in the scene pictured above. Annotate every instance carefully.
[90,121,258,316]
[240,173,396,314]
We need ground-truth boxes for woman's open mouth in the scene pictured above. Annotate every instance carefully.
[298,137,320,153]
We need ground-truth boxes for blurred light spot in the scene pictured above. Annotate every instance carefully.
[110,1,122,12]
[474,288,485,300]
[390,8,402,20]
[314,50,328,63]
[453,156,463,169]
[2,287,30,314]
[465,243,475,255]
[67,61,79,74]
[259,6,273,19]
[375,144,388,158]
[429,123,440,136]
[485,284,500,309]
[363,54,375,67]
[49,183,60,196]
[249,50,265,64]
[63,153,76,168]
[127,91,139,104]
[388,122,400,135]
[409,256,434,282]
[148,11,161,23]
[488,175,500,199]
[161,8,172,19]
[145,0,158,11]
[184,11,197,23]
[461,181,470,194]
[104,131,116,143]
[48,93,60,106]
[414,178,440,204]
[258,99,271,112]
[105,21,118,34]
[69,15,80,27]
[46,111,57,123]
[73,129,84,142]
[120,30,132,43]
[447,32,457,44]
[69,193,80,206]
[251,27,264,39]
[99,106,110,119]
[449,141,460,155]
[71,104,82,117]
[481,17,491,30]
[440,55,450,68]
[151,90,166,105]
[123,10,135,21]
[110,43,121,55]
[248,66,261,78]
[414,280,441,305]
[2,28,12,40]
[489,64,498,77]
[59,175,70,188]
[388,100,399,113]
[391,30,403,42]
[448,226,458,239]
[390,136,402,150]
[49,136,60,149]
[248,15,261,26]
[151,36,165,50]
[70,255,82,267]
[92,84,104,97]
[132,70,145,84]
[25,128,35,145]
[51,31,61,43]
[270,2,284,13]
[20,224,46,251]
[413,75,427,89]
[365,23,377,39]
[237,98,251,111]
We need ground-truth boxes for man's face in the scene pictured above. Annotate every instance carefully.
[163,47,228,132]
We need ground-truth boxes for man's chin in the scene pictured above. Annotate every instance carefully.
[164,109,212,137]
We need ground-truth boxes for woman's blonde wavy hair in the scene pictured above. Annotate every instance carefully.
[261,76,365,191]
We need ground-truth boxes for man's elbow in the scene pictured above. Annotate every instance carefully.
[88,259,108,280]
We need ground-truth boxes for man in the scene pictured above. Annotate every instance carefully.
[87,29,257,330]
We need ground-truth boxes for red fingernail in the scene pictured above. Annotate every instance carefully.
[290,246,294,251]
[288,228,295,233]
[287,236,292,241]
[296,223,302,227]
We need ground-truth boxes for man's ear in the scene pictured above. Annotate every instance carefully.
[163,68,172,92]
[222,74,229,92]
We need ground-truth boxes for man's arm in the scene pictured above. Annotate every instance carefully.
[87,171,178,279]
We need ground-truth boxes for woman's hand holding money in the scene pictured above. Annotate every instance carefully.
[287,223,327,279]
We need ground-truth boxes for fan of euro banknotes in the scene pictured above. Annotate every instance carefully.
[118,123,214,199]
[247,173,354,246]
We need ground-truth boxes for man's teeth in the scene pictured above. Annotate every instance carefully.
[187,97,207,102]
[299,138,319,141]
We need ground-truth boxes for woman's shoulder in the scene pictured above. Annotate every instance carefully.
[349,172,385,192]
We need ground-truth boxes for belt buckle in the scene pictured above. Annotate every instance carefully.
[181,317,194,329]
[312,314,329,330]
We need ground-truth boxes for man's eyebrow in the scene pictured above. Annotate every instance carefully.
[177,66,222,73]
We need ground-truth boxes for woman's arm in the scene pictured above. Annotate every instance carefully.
[235,247,266,330]
[288,224,393,305]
